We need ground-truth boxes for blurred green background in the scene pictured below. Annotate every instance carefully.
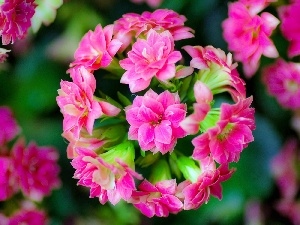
[0,0,294,224]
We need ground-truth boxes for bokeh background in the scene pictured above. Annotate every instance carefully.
[0,0,294,224]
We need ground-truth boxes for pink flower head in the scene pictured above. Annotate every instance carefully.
[0,0,37,45]
[8,209,48,225]
[179,164,234,210]
[12,139,61,201]
[180,81,213,134]
[0,106,20,145]
[125,89,186,154]
[71,148,142,205]
[262,59,300,109]
[130,0,163,8]
[240,0,277,15]
[114,9,194,50]
[131,179,183,217]
[271,138,299,200]
[183,45,246,101]
[120,29,182,92]
[57,66,121,138]
[222,2,279,77]
[0,48,10,63]
[0,156,18,201]
[192,97,255,164]
[278,2,300,58]
[70,24,122,71]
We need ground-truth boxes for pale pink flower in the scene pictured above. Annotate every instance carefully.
[12,139,61,201]
[57,67,120,138]
[183,45,245,101]
[120,29,182,92]
[70,24,122,71]
[192,97,255,164]
[130,0,163,8]
[0,156,18,201]
[262,59,300,109]
[0,0,36,45]
[240,0,277,15]
[8,209,48,225]
[271,138,299,200]
[72,148,142,205]
[222,2,279,77]
[0,48,10,63]
[131,179,183,217]
[114,9,194,50]
[0,106,20,145]
[125,89,186,154]
[179,164,234,210]
[278,2,300,58]
[180,81,213,134]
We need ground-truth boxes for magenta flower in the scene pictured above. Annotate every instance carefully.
[57,66,120,138]
[71,147,142,205]
[0,156,18,201]
[278,2,300,58]
[130,179,183,217]
[0,0,36,45]
[12,139,61,201]
[70,24,122,71]
[179,164,234,210]
[262,59,300,109]
[114,9,194,50]
[120,29,182,92]
[222,2,279,77]
[192,97,255,164]
[240,0,276,15]
[8,209,48,225]
[0,106,20,145]
[125,89,186,154]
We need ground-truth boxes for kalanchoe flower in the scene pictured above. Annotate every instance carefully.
[240,0,277,15]
[12,139,61,201]
[8,209,48,225]
[0,0,37,45]
[114,9,194,51]
[278,1,300,58]
[222,2,279,77]
[0,48,10,63]
[120,29,182,92]
[0,106,20,146]
[70,24,123,71]
[130,179,183,217]
[0,156,18,201]
[72,142,142,205]
[262,59,300,109]
[125,89,186,154]
[192,97,255,164]
[183,45,245,101]
[57,66,121,138]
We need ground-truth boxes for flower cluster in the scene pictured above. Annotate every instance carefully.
[0,106,60,224]
[57,8,255,217]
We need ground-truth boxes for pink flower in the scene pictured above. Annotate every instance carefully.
[130,0,163,8]
[8,209,48,225]
[0,48,10,63]
[240,0,277,15]
[179,164,234,210]
[57,66,120,138]
[125,89,186,154]
[130,179,183,217]
[0,0,37,45]
[278,2,300,58]
[120,29,182,92]
[183,45,245,101]
[114,9,194,50]
[192,97,255,164]
[0,106,20,145]
[271,138,299,200]
[70,24,122,71]
[0,156,18,201]
[180,81,213,134]
[262,59,300,109]
[12,139,61,201]
[222,2,279,77]
[71,148,142,205]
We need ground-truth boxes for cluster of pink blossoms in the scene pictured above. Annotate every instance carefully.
[0,106,60,224]
[57,9,255,217]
